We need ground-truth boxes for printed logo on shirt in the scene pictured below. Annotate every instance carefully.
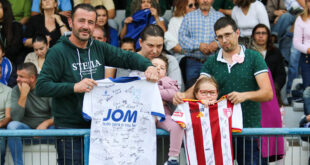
[103,109,138,123]
[72,60,102,75]
[173,112,184,117]
[223,108,232,118]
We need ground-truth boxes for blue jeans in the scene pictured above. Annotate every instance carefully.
[300,54,310,88]
[286,47,301,94]
[185,58,203,89]
[301,54,310,116]
[55,127,83,165]
[272,13,296,39]
[0,128,6,165]
[7,121,54,165]
[304,87,310,115]
[234,137,267,165]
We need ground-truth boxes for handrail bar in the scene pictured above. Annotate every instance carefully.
[0,128,310,137]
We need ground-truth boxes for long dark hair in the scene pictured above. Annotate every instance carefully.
[95,5,111,43]
[251,24,274,51]
[0,0,15,47]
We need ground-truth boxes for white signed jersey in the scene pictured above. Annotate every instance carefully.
[83,77,165,165]
[172,98,242,165]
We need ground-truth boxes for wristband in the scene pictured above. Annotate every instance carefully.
[59,24,65,28]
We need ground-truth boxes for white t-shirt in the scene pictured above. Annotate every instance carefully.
[172,98,242,165]
[232,1,270,37]
[83,78,165,165]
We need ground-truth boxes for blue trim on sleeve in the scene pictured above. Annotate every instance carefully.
[82,112,92,121]
[151,112,166,122]
[109,76,141,83]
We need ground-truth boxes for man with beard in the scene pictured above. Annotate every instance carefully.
[178,0,224,89]
[173,17,273,164]
[35,3,158,165]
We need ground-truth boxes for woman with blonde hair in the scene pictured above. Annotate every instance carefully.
[24,0,69,48]
[164,0,197,57]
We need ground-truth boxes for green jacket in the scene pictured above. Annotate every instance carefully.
[36,35,152,128]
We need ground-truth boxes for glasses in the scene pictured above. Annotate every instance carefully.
[199,90,217,96]
[215,32,234,41]
[254,31,268,35]
[188,3,198,9]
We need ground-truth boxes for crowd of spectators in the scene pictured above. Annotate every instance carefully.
[0,0,309,164]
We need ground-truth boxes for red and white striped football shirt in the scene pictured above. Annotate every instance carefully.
[172,97,242,165]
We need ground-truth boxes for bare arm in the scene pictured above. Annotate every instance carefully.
[150,8,166,32]
[155,19,167,32]
[17,83,30,108]
[227,72,273,104]
[297,0,306,8]
[218,9,232,16]
[120,17,132,39]
[54,14,69,35]
[24,38,33,48]
[108,9,115,19]
[105,67,116,78]
[59,11,72,18]
[120,24,128,40]
[0,108,11,128]
[172,44,182,54]
[36,118,54,130]
[31,11,40,16]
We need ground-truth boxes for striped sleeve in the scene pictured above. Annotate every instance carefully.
[249,50,269,76]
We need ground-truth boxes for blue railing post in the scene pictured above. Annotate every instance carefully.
[84,134,90,165]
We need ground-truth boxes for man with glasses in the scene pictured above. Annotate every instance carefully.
[174,16,273,165]
[178,0,224,89]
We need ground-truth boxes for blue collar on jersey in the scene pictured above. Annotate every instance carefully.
[109,76,141,83]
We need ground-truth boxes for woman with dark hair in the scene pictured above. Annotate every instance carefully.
[24,0,69,48]
[117,24,183,165]
[95,5,119,47]
[117,24,183,89]
[120,0,166,40]
[24,35,49,73]
[164,0,197,57]
[0,0,24,65]
[232,0,270,47]
[252,23,286,162]
[251,24,286,91]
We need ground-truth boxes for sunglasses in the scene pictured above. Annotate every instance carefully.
[188,3,198,9]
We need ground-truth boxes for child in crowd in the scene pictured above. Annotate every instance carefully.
[0,41,12,86]
[121,38,136,52]
[193,76,219,105]
[152,54,183,165]
[172,76,243,165]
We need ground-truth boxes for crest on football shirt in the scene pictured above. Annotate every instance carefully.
[223,108,232,118]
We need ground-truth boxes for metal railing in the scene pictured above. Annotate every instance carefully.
[0,128,310,165]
